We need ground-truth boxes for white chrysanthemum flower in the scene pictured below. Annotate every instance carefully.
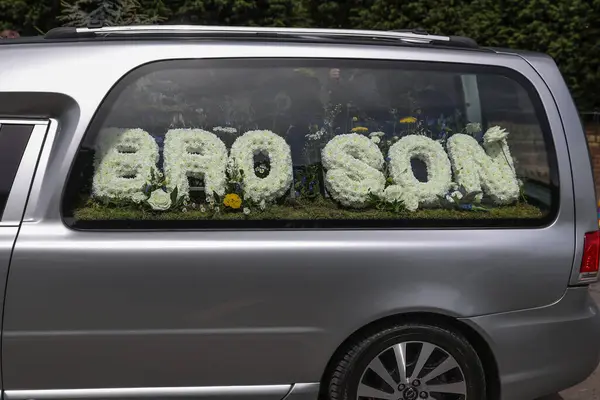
[465,122,482,135]
[451,190,463,200]
[131,192,148,204]
[163,129,228,203]
[230,130,293,203]
[213,126,238,134]
[322,133,385,208]
[92,128,159,203]
[259,200,266,211]
[243,207,251,215]
[385,135,453,208]
[306,128,325,141]
[371,136,381,144]
[445,190,464,203]
[147,189,171,211]
[483,125,509,143]
[200,205,206,212]
[369,131,385,138]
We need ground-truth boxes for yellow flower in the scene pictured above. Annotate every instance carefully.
[400,117,417,123]
[223,193,242,209]
[351,126,368,133]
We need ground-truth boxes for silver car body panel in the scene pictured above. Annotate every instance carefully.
[0,119,51,392]
[0,38,597,400]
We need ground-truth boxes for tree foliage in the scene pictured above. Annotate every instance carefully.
[59,0,164,26]
[0,0,599,109]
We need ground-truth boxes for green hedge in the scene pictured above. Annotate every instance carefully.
[2,0,599,110]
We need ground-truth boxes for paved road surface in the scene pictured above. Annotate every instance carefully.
[539,284,600,400]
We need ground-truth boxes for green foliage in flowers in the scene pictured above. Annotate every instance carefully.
[366,191,406,214]
[294,165,321,201]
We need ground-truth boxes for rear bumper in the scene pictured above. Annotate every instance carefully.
[462,286,600,400]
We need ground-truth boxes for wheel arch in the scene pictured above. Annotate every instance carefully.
[318,312,500,400]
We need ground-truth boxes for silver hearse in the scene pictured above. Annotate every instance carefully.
[0,25,598,400]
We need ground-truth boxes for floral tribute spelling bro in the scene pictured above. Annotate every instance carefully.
[89,116,523,219]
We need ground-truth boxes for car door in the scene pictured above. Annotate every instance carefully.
[0,120,51,390]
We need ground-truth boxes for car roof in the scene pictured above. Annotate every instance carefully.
[0,25,489,52]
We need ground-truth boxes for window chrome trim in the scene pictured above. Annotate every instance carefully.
[4,385,292,399]
[0,119,50,126]
[23,119,59,223]
[0,120,49,226]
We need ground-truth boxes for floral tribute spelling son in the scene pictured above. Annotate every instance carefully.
[90,125,520,214]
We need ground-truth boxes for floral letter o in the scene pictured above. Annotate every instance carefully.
[230,130,293,203]
[163,129,228,201]
[322,133,385,208]
[385,135,452,209]
[446,127,519,205]
[92,128,159,204]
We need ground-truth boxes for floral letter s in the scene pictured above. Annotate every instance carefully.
[322,133,385,208]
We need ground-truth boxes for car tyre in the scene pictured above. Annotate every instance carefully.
[327,322,486,400]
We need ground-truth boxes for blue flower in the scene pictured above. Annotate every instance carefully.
[460,204,473,211]
[385,157,391,162]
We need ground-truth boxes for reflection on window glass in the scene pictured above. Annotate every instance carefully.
[63,59,557,228]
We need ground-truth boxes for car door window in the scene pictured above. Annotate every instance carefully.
[0,124,34,220]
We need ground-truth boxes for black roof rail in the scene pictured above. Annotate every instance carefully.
[390,29,478,49]
[44,27,95,39]
[42,25,481,50]
[87,19,104,29]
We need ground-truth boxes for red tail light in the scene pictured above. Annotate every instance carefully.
[580,231,600,281]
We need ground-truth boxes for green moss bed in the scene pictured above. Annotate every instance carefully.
[73,197,544,222]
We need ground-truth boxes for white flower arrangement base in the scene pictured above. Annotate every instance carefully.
[163,129,228,202]
[92,128,159,203]
[322,133,385,208]
[446,127,519,205]
[230,130,293,203]
[384,135,453,210]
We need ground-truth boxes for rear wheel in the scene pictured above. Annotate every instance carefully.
[327,323,486,400]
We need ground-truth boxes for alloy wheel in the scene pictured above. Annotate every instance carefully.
[357,340,467,400]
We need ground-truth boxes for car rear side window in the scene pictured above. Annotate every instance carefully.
[62,58,559,230]
[0,124,34,219]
